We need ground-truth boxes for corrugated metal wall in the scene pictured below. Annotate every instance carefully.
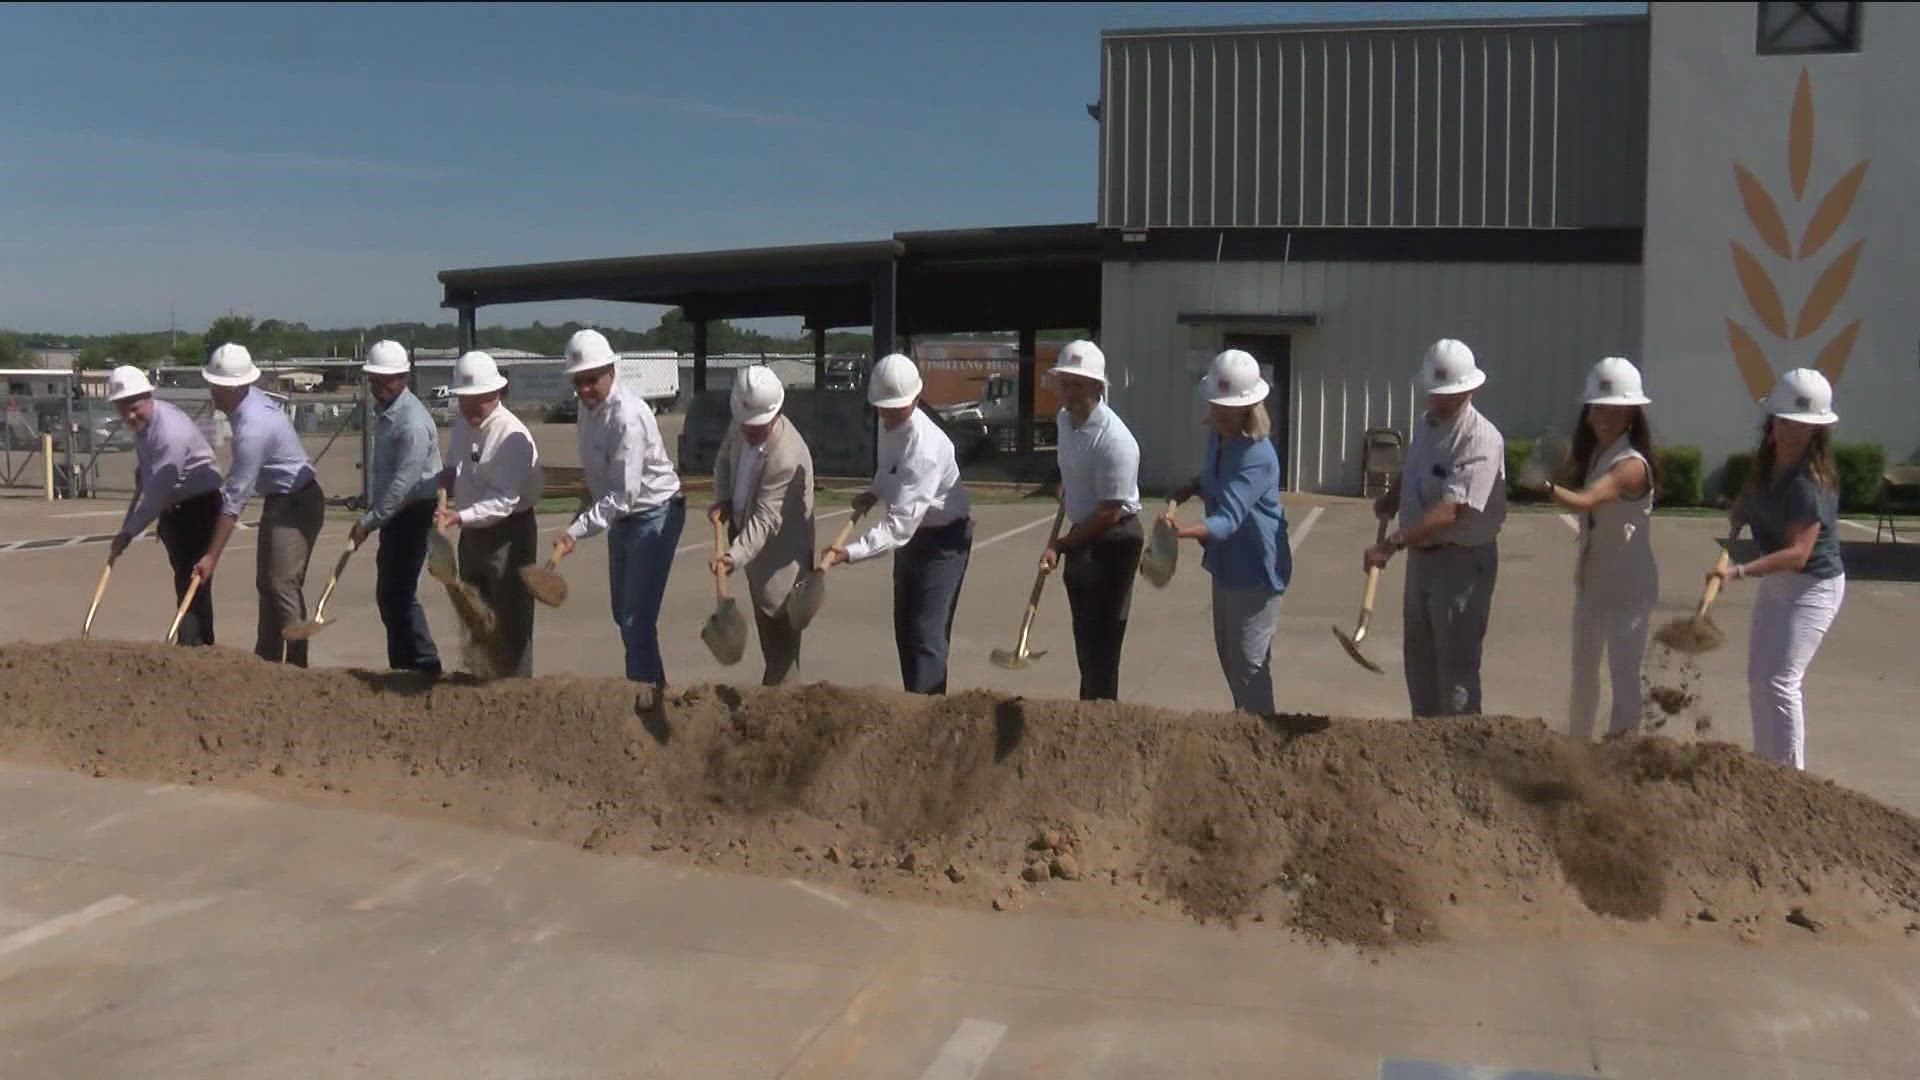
[1100,260,1644,494]
[1098,18,1648,231]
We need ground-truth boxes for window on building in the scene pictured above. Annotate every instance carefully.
[1757,2,1862,54]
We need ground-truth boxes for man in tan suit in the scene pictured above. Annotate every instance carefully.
[710,366,816,685]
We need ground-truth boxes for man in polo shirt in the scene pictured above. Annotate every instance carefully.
[191,343,325,666]
[1364,338,1508,717]
[1040,340,1144,702]
[108,365,224,646]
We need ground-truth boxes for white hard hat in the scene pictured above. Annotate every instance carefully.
[1201,349,1270,407]
[1763,367,1838,426]
[202,342,261,388]
[731,365,785,426]
[867,353,923,409]
[451,351,508,396]
[1048,339,1108,385]
[1418,338,1486,395]
[108,365,154,402]
[563,328,617,376]
[363,339,411,376]
[1582,356,1650,407]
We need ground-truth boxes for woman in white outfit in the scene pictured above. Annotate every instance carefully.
[1709,368,1847,770]
[1540,357,1660,739]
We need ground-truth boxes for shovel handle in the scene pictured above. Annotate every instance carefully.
[311,544,357,619]
[1023,501,1069,607]
[1698,548,1733,618]
[167,573,203,644]
[83,558,115,640]
[711,517,729,599]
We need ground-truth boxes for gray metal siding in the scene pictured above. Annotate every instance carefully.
[1098,19,1648,230]
[1098,260,1644,494]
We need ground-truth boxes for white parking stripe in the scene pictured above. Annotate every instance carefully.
[917,1019,1008,1080]
[974,513,1059,550]
[0,895,138,959]
[1839,518,1905,541]
[1559,513,1580,533]
[672,507,853,555]
[1289,505,1325,548]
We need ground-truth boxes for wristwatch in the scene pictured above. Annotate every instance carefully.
[1386,531,1407,552]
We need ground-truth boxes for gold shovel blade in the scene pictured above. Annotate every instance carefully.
[281,617,330,641]
[989,647,1046,671]
[1330,624,1384,675]
[701,599,748,665]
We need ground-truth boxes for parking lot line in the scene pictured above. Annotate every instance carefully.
[916,1019,1007,1080]
[0,895,138,959]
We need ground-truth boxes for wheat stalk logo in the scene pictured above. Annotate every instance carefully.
[1726,67,1869,400]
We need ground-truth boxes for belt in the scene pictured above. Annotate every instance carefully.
[265,477,319,500]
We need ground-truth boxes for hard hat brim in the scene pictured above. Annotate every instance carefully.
[451,377,508,396]
[1583,392,1651,407]
[1047,367,1108,385]
[1422,368,1487,395]
[1205,379,1270,408]
[108,384,153,402]
[734,404,782,427]
[202,367,260,388]
[1767,408,1838,426]
[869,393,917,409]
[563,357,616,377]
[362,362,410,376]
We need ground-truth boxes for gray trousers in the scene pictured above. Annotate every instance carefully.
[459,510,537,678]
[893,517,973,695]
[255,482,324,666]
[1403,542,1499,717]
[753,606,802,687]
[1211,582,1283,716]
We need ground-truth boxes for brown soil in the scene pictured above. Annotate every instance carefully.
[1654,614,1727,654]
[5,642,1919,950]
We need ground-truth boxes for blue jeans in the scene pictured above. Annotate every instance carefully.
[375,499,443,675]
[609,498,685,684]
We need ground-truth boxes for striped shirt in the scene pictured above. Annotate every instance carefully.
[221,387,316,518]
[121,399,223,538]
[1398,403,1507,548]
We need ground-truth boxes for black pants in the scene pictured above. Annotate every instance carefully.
[1062,515,1144,702]
[156,490,220,647]
[459,510,538,678]
[893,517,973,695]
[376,499,443,675]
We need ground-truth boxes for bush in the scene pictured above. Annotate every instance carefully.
[1834,443,1885,513]
[1505,437,1543,501]
[1655,446,1703,507]
[1721,452,1754,505]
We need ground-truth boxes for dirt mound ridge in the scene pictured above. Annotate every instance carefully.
[4,642,1918,948]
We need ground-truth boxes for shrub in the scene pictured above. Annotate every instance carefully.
[1505,437,1542,501]
[1833,443,1885,513]
[1721,452,1755,505]
[1655,446,1703,507]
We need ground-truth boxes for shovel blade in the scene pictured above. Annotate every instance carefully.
[1139,520,1178,588]
[1330,625,1384,675]
[281,617,330,642]
[989,647,1046,671]
[702,599,748,665]
[427,531,458,585]
[520,565,569,608]
[785,570,825,632]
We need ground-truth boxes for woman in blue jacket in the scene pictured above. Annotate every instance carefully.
[1164,349,1293,715]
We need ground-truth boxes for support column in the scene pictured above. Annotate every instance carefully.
[693,318,709,393]
[812,325,827,390]
[457,307,476,353]
[1016,326,1037,456]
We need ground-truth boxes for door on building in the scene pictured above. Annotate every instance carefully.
[1221,334,1291,489]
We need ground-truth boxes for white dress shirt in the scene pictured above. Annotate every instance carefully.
[1055,399,1141,525]
[450,403,544,528]
[566,385,682,541]
[844,407,970,563]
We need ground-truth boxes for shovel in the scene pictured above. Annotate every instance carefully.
[427,489,458,586]
[700,517,748,665]
[1654,537,1738,654]
[1139,498,1179,588]
[284,540,359,641]
[1517,431,1573,492]
[521,540,570,608]
[82,555,115,640]
[429,488,498,641]
[785,505,872,633]
[1331,517,1390,675]
[990,500,1068,671]
[166,572,203,645]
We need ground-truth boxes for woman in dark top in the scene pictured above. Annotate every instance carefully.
[1709,368,1846,770]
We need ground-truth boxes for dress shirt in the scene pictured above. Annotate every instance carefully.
[451,403,544,528]
[121,399,223,538]
[358,387,443,532]
[844,407,970,563]
[565,385,681,541]
[221,387,316,518]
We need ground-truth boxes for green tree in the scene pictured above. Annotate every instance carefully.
[203,315,256,355]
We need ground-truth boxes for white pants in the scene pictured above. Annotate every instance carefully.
[1748,572,1845,770]
[1569,591,1654,738]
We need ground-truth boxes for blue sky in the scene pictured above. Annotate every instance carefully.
[1,1,1644,335]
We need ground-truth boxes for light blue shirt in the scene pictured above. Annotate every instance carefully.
[358,388,442,531]
[221,387,315,518]
[121,399,223,539]
[1054,400,1142,525]
[1198,430,1291,594]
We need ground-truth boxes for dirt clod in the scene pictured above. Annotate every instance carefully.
[1786,907,1824,933]
[5,642,1919,949]
[1050,853,1081,881]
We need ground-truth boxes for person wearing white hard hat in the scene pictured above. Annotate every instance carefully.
[821,353,974,695]
[709,365,816,685]
[192,343,325,665]
[1164,349,1293,716]
[436,350,545,677]
[347,340,446,676]
[108,365,224,646]
[1365,338,1508,717]
[1039,340,1144,702]
[1709,368,1846,770]
[1533,357,1661,739]
[553,329,684,684]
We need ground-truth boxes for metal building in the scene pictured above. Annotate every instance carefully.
[1095,13,1649,492]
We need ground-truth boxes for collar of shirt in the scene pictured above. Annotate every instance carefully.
[1063,401,1111,434]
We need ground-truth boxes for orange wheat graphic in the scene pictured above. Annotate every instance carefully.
[1726,68,1869,400]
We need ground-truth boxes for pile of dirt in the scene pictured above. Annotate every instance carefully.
[4,641,1919,949]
